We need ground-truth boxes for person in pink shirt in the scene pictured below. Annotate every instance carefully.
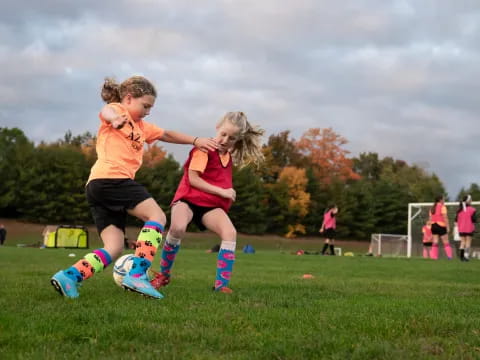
[320,204,339,255]
[422,220,433,259]
[429,195,452,260]
[455,195,477,262]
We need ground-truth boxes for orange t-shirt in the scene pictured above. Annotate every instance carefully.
[87,103,165,183]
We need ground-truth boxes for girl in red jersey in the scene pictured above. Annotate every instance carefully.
[150,112,264,293]
[320,204,339,255]
[455,195,477,262]
[50,76,218,299]
[421,220,433,259]
[429,195,452,260]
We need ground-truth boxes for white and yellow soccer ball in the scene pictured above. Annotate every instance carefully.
[113,254,155,287]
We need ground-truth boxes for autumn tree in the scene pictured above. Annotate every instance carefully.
[143,143,167,168]
[296,128,360,185]
[278,166,311,237]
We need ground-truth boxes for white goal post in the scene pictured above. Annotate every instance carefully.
[370,233,408,257]
[407,201,480,258]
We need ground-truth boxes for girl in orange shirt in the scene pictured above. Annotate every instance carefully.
[51,76,217,299]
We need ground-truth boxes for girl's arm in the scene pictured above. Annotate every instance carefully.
[188,169,236,201]
[159,130,218,152]
[319,220,325,233]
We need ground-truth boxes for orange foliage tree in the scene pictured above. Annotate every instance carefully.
[143,143,167,168]
[296,128,360,184]
[278,166,311,237]
[80,137,97,162]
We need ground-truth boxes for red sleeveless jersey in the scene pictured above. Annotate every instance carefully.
[172,148,233,212]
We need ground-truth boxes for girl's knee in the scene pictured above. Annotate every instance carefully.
[145,210,167,226]
[220,227,237,240]
[168,223,187,239]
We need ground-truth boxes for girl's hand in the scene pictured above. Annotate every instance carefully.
[102,105,128,129]
[220,188,236,202]
[194,137,219,152]
[111,113,128,129]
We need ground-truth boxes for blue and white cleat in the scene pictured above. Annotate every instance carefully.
[122,274,164,299]
[51,271,80,299]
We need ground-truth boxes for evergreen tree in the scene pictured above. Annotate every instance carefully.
[0,128,35,217]
[229,166,268,234]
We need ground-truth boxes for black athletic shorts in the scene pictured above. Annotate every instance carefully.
[431,223,447,236]
[175,200,218,231]
[323,228,336,239]
[459,232,474,237]
[423,242,432,247]
[86,179,152,234]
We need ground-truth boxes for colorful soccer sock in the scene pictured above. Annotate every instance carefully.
[430,243,439,259]
[64,248,112,282]
[321,243,328,254]
[329,244,335,255]
[443,243,453,259]
[423,248,429,258]
[129,221,163,278]
[214,241,236,290]
[160,233,181,276]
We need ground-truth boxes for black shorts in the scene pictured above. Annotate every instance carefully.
[431,223,447,236]
[423,242,432,247]
[86,179,152,234]
[176,200,218,231]
[323,228,336,239]
[459,232,474,237]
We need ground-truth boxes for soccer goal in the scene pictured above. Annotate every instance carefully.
[369,234,408,257]
[407,201,480,258]
[43,225,89,248]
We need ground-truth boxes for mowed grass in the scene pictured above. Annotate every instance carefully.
[1,246,480,360]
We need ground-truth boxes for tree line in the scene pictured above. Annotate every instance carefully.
[1,127,478,240]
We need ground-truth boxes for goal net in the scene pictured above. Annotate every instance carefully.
[43,225,89,248]
[408,202,480,258]
[369,234,408,257]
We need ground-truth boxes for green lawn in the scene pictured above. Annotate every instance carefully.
[1,246,479,359]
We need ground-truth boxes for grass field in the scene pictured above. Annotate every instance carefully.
[1,241,480,360]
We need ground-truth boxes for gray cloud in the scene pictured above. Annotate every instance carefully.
[1,0,479,198]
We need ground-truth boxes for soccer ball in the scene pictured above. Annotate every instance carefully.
[112,254,155,287]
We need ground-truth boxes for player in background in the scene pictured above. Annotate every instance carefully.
[150,111,264,293]
[429,195,452,260]
[50,76,217,299]
[421,220,433,259]
[320,205,339,255]
[455,195,476,262]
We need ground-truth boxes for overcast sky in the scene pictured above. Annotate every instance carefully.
[1,0,478,198]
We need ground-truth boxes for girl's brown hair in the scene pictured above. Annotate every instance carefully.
[101,76,157,103]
